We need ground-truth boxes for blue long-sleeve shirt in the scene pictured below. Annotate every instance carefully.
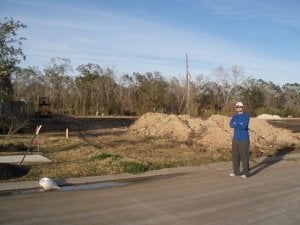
[229,112,250,141]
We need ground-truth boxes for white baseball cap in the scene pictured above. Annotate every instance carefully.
[235,102,244,107]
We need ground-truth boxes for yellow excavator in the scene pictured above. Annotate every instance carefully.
[38,97,52,118]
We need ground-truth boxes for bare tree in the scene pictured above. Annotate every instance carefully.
[168,76,186,114]
[2,116,28,146]
[282,83,300,116]
[117,74,139,115]
[44,57,73,115]
[213,65,245,110]
[1,102,28,146]
[134,72,168,113]
[12,67,43,113]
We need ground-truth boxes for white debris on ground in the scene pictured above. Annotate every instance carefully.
[39,177,60,191]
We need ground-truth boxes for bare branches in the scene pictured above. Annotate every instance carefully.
[1,114,29,147]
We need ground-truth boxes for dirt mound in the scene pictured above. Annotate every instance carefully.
[129,113,199,142]
[257,114,281,119]
[195,115,232,150]
[129,113,299,155]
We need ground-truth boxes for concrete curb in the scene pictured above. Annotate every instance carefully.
[0,163,224,193]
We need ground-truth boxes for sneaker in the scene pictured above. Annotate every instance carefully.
[229,173,236,177]
[241,175,248,179]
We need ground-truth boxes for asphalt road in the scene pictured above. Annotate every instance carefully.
[1,159,299,225]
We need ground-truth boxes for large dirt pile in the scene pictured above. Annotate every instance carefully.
[129,112,299,155]
[128,113,198,142]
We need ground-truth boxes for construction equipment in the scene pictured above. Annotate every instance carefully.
[38,97,52,118]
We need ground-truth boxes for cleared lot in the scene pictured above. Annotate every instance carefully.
[0,115,299,181]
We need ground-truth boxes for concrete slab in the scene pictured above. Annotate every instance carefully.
[0,155,52,163]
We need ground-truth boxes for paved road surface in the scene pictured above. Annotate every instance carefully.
[1,160,299,225]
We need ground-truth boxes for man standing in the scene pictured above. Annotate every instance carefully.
[229,102,250,179]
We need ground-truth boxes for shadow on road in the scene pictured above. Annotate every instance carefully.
[250,146,295,176]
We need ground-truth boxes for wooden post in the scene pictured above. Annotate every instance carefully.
[66,128,69,139]
[37,134,39,152]
[185,53,191,116]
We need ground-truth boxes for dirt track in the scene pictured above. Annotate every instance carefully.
[268,118,300,133]
[31,116,137,143]
[32,116,136,133]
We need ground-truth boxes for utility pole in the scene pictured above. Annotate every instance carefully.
[186,53,190,115]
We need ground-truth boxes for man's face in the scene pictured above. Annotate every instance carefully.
[236,106,244,113]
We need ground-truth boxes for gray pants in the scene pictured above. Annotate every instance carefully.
[232,140,249,175]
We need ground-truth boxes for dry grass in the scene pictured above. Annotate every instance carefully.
[1,131,230,182]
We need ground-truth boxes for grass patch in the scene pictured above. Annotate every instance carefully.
[42,136,87,153]
[122,161,149,174]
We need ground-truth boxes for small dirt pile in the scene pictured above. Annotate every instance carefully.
[129,112,299,156]
[257,114,281,119]
[128,113,200,142]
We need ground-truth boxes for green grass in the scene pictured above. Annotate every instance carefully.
[122,161,149,174]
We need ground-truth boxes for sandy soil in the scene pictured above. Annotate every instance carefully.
[129,113,300,157]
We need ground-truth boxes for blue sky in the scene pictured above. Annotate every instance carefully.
[1,0,300,85]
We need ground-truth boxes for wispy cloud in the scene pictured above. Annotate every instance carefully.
[4,0,299,84]
[198,0,300,27]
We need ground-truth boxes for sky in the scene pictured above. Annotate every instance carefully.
[1,0,300,85]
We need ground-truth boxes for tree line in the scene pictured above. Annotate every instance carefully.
[1,18,300,118]
[12,58,300,117]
